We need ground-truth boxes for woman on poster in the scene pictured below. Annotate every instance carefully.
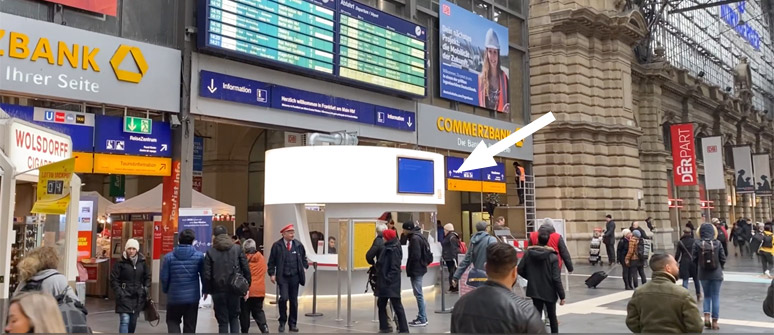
[478,28,510,113]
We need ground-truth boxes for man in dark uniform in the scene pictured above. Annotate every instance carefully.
[267,224,309,333]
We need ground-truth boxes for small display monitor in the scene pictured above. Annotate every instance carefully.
[397,157,434,194]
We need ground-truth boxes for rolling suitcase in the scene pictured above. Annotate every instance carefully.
[585,264,618,288]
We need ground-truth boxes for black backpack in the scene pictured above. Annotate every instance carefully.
[751,233,765,253]
[698,240,719,271]
[762,234,773,249]
[20,273,91,333]
[417,234,433,267]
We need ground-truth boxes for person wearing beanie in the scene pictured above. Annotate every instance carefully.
[240,239,268,333]
[161,229,205,333]
[441,223,461,292]
[267,224,308,333]
[204,225,252,333]
[692,223,726,330]
[617,229,633,290]
[675,227,701,300]
[375,228,409,333]
[110,238,150,333]
[452,221,498,290]
[477,28,510,112]
[402,221,430,327]
[625,230,646,288]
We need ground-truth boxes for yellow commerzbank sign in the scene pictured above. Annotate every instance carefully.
[436,116,524,147]
[0,30,148,83]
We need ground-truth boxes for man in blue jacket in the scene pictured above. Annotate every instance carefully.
[161,229,205,333]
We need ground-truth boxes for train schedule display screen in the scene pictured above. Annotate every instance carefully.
[198,0,427,97]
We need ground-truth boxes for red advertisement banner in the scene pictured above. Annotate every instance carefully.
[42,0,117,16]
[111,221,124,238]
[132,221,145,238]
[161,161,181,254]
[153,221,162,260]
[77,231,92,260]
[670,123,697,186]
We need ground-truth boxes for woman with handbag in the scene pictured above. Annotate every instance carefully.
[675,227,701,301]
[110,239,151,333]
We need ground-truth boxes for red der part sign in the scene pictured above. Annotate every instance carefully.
[670,123,697,186]
[2,120,72,174]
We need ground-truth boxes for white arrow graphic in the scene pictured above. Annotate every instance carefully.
[161,144,168,152]
[208,79,218,93]
[407,116,413,127]
[457,112,556,173]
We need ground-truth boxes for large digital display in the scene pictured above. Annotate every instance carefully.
[397,158,434,194]
[198,0,426,97]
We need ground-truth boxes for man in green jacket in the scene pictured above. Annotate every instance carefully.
[626,253,703,333]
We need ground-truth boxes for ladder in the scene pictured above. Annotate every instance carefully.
[523,175,537,233]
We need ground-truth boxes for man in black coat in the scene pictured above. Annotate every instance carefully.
[403,222,429,327]
[267,224,309,333]
[375,229,409,333]
[518,231,566,333]
[674,227,701,300]
[604,215,617,266]
[203,226,251,334]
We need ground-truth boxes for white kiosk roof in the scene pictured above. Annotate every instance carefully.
[106,184,235,215]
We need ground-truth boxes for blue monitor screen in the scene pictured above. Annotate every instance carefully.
[397,158,434,194]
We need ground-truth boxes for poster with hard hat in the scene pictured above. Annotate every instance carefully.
[439,0,510,113]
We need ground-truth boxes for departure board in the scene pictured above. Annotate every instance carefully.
[199,0,427,97]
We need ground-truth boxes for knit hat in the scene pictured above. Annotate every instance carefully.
[711,218,720,224]
[383,229,397,241]
[444,223,455,232]
[402,222,415,230]
[633,230,641,238]
[125,238,139,251]
[621,229,631,236]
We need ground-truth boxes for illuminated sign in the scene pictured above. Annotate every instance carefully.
[93,153,172,176]
[719,3,761,50]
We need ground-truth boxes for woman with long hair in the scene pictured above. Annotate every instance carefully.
[4,291,66,333]
[477,28,509,112]
[14,246,80,302]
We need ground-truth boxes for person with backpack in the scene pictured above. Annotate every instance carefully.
[441,223,461,293]
[759,224,774,277]
[403,221,432,327]
[376,229,410,333]
[692,223,726,330]
[15,246,89,333]
[625,230,647,288]
[267,224,308,333]
[452,221,499,291]
[241,239,269,333]
[713,218,729,257]
[204,226,252,334]
[517,230,566,333]
[674,227,701,301]
[111,239,151,334]
[5,291,67,334]
[161,229,205,333]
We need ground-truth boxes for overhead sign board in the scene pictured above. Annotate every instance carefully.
[0,104,94,153]
[197,0,426,97]
[93,153,172,176]
[199,70,416,132]
[418,104,532,161]
[0,118,72,175]
[95,115,171,157]
[0,13,181,112]
[445,156,505,193]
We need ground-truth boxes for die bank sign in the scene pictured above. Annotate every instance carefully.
[0,13,181,112]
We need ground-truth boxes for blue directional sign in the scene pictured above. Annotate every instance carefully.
[94,115,172,157]
[199,70,270,107]
[375,106,415,132]
[482,163,506,182]
[446,156,481,180]
[0,104,94,152]
[271,85,375,125]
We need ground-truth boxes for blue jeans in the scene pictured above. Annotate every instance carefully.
[700,279,723,319]
[681,273,701,294]
[410,276,427,322]
[119,312,139,333]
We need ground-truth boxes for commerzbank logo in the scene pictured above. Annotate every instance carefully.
[0,30,148,83]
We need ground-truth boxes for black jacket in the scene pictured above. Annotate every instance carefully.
[203,234,251,294]
[376,238,402,298]
[692,224,726,281]
[527,224,574,272]
[675,234,697,278]
[451,281,546,334]
[110,252,151,314]
[517,246,565,303]
[366,236,385,266]
[405,230,428,278]
[267,238,309,285]
[617,237,630,266]
[604,220,617,244]
[441,232,460,262]
[764,279,774,318]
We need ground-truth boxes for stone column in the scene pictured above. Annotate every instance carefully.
[530,1,648,259]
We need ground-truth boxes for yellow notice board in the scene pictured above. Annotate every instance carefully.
[73,151,93,173]
[31,158,75,214]
[93,153,172,176]
[338,221,376,270]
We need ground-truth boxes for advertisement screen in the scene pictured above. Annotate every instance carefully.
[397,158,434,194]
[439,0,509,112]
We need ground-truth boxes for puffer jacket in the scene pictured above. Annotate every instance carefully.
[14,269,80,302]
[161,244,204,305]
[110,252,151,314]
[406,230,428,278]
[517,246,565,303]
[203,234,251,294]
[451,281,545,334]
[626,272,703,333]
[246,251,267,298]
[441,232,461,262]
[453,231,497,280]
[625,237,644,267]
[376,238,402,298]
[759,231,774,256]
[692,223,726,281]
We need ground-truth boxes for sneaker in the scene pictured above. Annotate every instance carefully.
[409,319,428,327]
[765,270,771,277]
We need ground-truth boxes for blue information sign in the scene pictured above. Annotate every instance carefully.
[94,115,172,157]
[193,136,204,173]
[200,70,271,107]
[271,85,376,125]
[0,104,94,152]
[446,156,481,180]
[482,163,505,182]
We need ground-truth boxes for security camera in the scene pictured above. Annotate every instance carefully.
[169,114,182,129]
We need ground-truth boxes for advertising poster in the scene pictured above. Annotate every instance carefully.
[179,208,214,253]
[193,137,204,192]
[701,136,726,190]
[31,158,76,214]
[439,0,510,112]
[77,200,95,259]
[41,0,118,16]
[153,221,163,260]
[161,161,182,254]
[753,154,772,196]
[670,124,697,186]
[732,146,755,193]
[77,231,92,260]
